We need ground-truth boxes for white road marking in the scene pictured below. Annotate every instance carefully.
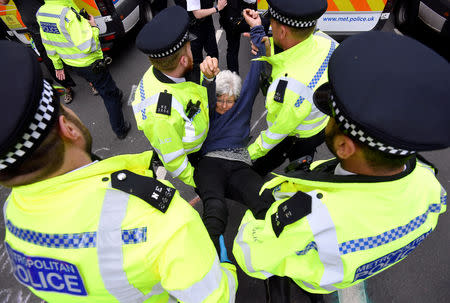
[250,109,268,133]
[216,29,224,44]
[338,282,368,303]
[128,84,138,105]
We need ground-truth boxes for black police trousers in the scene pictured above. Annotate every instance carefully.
[194,156,273,252]
[253,130,325,177]
[190,17,219,65]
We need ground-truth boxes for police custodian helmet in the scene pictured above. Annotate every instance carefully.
[0,41,59,170]
[136,5,196,58]
[314,31,450,155]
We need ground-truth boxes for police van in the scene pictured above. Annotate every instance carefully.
[257,0,395,40]
[0,0,154,52]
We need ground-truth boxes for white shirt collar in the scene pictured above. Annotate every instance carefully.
[334,162,407,176]
[163,73,186,83]
[334,163,356,176]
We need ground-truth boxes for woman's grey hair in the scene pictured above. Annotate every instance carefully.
[216,70,242,99]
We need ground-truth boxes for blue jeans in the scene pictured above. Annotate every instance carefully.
[72,63,127,136]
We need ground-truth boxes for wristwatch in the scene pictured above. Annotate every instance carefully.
[214,6,219,13]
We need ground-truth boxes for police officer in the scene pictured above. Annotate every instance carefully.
[36,0,130,139]
[247,0,336,177]
[133,6,217,187]
[0,0,78,104]
[0,40,237,303]
[233,31,450,301]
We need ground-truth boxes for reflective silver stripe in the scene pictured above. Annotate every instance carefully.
[303,281,316,290]
[182,127,206,143]
[36,12,61,18]
[55,7,76,47]
[168,156,189,178]
[171,96,190,121]
[306,191,343,291]
[77,38,93,51]
[46,49,56,56]
[169,257,223,303]
[41,38,72,48]
[303,108,327,122]
[267,121,273,128]
[235,223,273,279]
[143,282,165,299]
[267,77,314,104]
[98,188,146,302]
[161,148,185,163]
[265,129,287,141]
[296,117,327,131]
[132,94,158,114]
[185,142,203,154]
[223,266,236,303]
[261,134,278,150]
[58,52,94,60]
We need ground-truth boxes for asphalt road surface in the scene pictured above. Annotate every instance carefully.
[1,12,449,303]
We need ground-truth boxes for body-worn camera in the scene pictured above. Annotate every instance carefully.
[79,8,89,20]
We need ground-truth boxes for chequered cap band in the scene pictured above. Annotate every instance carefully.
[331,99,415,156]
[0,80,57,170]
[269,6,317,28]
[148,31,189,58]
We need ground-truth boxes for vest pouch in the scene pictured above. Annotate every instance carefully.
[92,59,106,74]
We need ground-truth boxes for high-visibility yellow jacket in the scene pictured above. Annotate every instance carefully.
[248,32,336,160]
[4,151,237,302]
[36,0,103,69]
[132,67,210,187]
[233,157,446,293]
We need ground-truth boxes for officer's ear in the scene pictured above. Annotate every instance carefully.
[333,134,357,160]
[57,114,83,143]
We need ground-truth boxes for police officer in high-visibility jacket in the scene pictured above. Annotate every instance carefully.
[233,32,450,301]
[36,0,130,139]
[133,6,216,187]
[0,41,237,303]
[247,0,336,177]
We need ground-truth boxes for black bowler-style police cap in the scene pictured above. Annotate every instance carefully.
[267,0,327,28]
[0,41,59,170]
[136,5,196,58]
[314,31,450,155]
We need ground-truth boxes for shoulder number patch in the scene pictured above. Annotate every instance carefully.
[156,92,172,116]
[111,170,175,213]
[271,191,312,237]
[5,243,87,296]
[274,79,288,103]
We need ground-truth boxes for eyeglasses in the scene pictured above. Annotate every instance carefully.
[216,97,236,105]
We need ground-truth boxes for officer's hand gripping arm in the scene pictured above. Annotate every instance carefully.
[159,210,237,302]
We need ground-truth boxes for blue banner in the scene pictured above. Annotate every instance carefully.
[353,229,431,282]
[5,243,87,296]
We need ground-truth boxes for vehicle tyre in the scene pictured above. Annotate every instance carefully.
[140,1,153,24]
[394,0,419,34]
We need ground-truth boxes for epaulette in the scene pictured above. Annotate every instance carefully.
[111,170,175,213]
[274,79,287,103]
[156,91,172,116]
[271,191,312,237]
